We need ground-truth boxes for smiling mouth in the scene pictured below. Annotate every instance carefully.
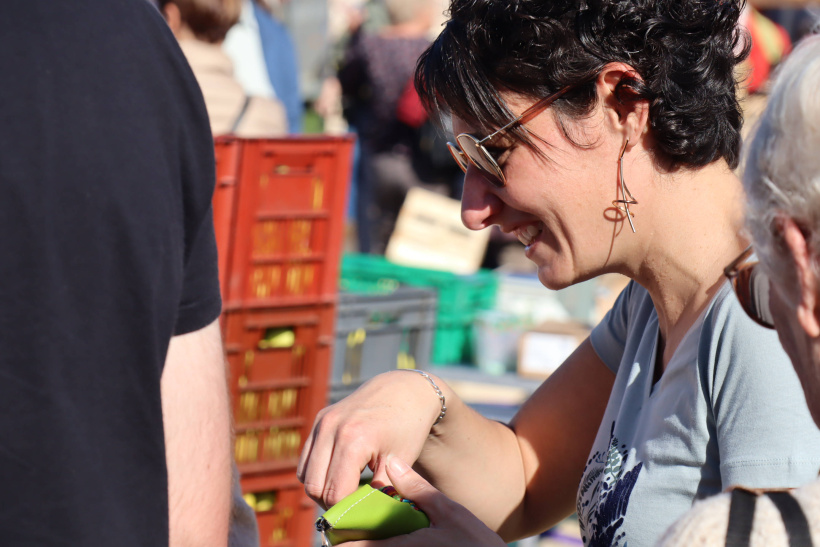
[515,224,542,247]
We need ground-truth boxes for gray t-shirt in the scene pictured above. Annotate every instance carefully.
[578,281,820,547]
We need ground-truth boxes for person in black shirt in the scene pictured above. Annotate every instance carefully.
[0,0,231,544]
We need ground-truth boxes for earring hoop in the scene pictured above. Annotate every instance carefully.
[613,138,638,233]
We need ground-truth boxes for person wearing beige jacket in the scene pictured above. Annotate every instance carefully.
[160,0,287,137]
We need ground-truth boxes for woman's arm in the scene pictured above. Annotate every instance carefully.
[415,339,614,540]
[299,338,615,542]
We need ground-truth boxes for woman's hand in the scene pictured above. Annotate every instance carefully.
[297,371,446,508]
[344,456,509,547]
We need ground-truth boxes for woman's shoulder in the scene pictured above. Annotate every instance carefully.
[589,280,656,373]
[698,280,783,358]
[609,279,652,317]
[591,279,653,338]
[702,280,745,327]
[692,281,797,421]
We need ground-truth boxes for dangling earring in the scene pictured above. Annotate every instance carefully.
[613,138,638,233]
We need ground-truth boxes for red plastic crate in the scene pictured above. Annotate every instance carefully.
[234,424,306,479]
[234,380,306,425]
[224,304,335,479]
[224,304,335,386]
[243,481,317,547]
[223,137,354,310]
[213,137,243,299]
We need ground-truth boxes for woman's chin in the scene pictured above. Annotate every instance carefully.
[525,234,569,287]
[534,262,575,291]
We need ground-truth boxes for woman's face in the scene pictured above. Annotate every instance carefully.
[453,97,629,290]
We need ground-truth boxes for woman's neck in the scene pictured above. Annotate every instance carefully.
[627,160,748,366]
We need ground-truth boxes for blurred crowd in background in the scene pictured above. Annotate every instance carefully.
[150,0,819,268]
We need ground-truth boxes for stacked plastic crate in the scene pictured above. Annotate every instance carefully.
[330,287,438,403]
[340,254,499,365]
[213,136,354,547]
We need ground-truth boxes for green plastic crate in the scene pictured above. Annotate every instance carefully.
[340,254,498,364]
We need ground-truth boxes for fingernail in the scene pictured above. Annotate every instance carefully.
[387,456,410,477]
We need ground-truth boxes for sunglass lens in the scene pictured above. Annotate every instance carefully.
[447,142,469,172]
[456,134,505,188]
[734,263,775,328]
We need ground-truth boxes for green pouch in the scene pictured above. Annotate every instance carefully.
[315,484,430,546]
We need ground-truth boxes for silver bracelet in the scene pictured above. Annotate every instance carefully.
[407,369,446,425]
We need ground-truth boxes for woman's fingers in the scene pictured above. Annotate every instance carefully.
[321,457,508,547]
[321,419,375,506]
[382,456,509,547]
[298,406,370,507]
[297,371,443,511]
[384,456,445,518]
[297,409,334,506]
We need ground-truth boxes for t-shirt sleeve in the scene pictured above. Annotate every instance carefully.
[172,56,223,336]
[703,289,820,489]
[174,204,222,335]
[590,280,636,374]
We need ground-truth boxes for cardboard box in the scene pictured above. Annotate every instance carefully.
[386,187,490,275]
[517,320,590,380]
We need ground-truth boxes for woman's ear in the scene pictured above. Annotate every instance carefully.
[780,216,820,338]
[597,63,650,148]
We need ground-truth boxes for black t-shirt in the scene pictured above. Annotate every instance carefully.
[0,0,221,544]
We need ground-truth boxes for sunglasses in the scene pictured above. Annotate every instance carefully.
[446,84,579,188]
[723,245,775,329]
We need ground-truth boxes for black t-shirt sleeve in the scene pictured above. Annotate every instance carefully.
[175,204,222,335]
[169,24,224,336]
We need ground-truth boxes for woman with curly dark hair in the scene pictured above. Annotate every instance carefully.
[298,1,820,545]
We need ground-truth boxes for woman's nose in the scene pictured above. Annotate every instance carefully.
[460,167,503,231]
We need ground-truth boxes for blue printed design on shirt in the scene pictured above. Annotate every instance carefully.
[577,422,643,547]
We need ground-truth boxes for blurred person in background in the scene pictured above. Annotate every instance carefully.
[160,0,287,137]
[223,0,304,134]
[338,0,447,254]
[252,0,304,133]
[735,1,792,146]
[751,0,820,42]
[739,2,793,96]
[659,33,820,546]
[221,0,276,99]
[0,0,230,545]
[737,0,819,143]
[312,0,366,136]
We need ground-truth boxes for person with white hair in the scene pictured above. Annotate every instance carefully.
[338,0,445,254]
[658,33,820,546]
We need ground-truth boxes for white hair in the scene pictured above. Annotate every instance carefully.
[743,34,820,285]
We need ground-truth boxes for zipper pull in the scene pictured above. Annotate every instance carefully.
[316,517,331,547]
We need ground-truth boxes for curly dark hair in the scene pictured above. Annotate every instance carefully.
[415,0,750,170]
